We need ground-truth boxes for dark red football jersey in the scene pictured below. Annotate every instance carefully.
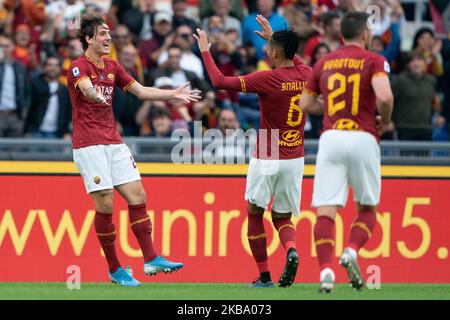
[67,55,135,149]
[239,61,313,159]
[304,44,389,141]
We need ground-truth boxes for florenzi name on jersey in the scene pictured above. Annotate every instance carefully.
[323,58,365,71]
[281,81,307,91]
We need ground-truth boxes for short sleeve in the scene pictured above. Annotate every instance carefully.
[67,60,89,91]
[115,61,136,91]
[304,62,321,96]
[371,55,390,80]
[240,70,272,94]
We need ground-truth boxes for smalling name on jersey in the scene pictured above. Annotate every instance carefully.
[323,58,365,71]
[281,81,307,91]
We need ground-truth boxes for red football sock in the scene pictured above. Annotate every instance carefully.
[348,209,377,251]
[95,212,121,273]
[314,216,335,270]
[129,203,157,262]
[272,218,297,251]
[247,213,269,273]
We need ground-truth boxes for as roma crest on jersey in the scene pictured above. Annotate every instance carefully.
[107,73,115,81]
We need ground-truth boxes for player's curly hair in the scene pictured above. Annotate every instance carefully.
[78,13,107,51]
[270,29,300,60]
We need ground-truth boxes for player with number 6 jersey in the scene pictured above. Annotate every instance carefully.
[300,12,394,293]
[194,15,312,288]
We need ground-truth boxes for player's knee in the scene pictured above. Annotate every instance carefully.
[97,190,114,212]
[247,202,264,216]
[136,188,146,203]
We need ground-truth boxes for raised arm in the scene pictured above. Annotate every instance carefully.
[127,81,201,103]
[194,28,242,91]
[254,14,302,66]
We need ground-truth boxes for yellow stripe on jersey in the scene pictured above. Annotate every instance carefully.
[122,80,136,92]
[239,76,247,93]
[371,72,388,80]
[73,76,90,91]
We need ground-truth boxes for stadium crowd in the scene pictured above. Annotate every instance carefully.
[0,0,448,142]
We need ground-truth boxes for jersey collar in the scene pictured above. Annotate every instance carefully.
[84,54,105,69]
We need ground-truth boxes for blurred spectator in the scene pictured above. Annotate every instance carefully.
[202,0,242,45]
[214,108,246,160]
[370,0,403,41]
[3,0,46,69]
[412,27,444,77]
[172,0,198,31]
[304,42,331,139]
[242,0,288,60]
[303,10,342,65]
[391,52,438,141]
[113,46,145,137]
[443,1,450,33]
[45,0,85,40]
[59,38,83,85]
[370,1,403,65]
[282,0,321,51]
[109,25,145,84]
[200,0,244,21]
[147,107,174,138]
[310,42,331,66]
[237,90,260,130]
[13,23,38,70]
[148,44,210,92]
[138,76,193,135]
[208,15,243,109]
[107,0,134,28]
[24,56,71,139]
[245,0,283,14]
[158,24,204,80]
[138,11,174,69]
[123,0,156,41]
[217,108,240,136]
[194,90,221,131]
[0,34,29,137]
[109,25,132,60]
[3,0,46,33]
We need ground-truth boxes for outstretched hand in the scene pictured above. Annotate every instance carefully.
[174,82,202,103]
[255,14,273,41]
[94,85,109,106]
[193,28,211,53]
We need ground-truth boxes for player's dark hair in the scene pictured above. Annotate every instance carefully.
[323,10,341,29]
[168,44,182,52]
[270,29,300,60]
[341,12,370,41]
[412,27,434,50]
[405,51,426,64]
[45,55,63,67]
[78,13,107,51]
[151,107,172,120]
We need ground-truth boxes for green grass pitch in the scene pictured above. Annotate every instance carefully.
[0,283,449,300]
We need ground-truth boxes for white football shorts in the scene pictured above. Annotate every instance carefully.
[312,130,381,207]
[73,143,141,194]
[245,157,304,216]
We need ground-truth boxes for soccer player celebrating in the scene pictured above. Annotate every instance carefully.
[67,13,201,287]
[194,16,312,288]
[300,12,394,292]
